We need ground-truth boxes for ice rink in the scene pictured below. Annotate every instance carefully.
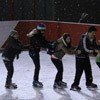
[0,51,100,100]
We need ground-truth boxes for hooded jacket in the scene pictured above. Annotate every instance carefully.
[53,34,75,59]
[2,36,22,61]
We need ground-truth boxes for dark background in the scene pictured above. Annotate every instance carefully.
[0,0,100,24]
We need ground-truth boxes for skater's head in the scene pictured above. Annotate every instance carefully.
[10,30,19,39]
[63,33,71,43]
[87,26,97,39]
[36,23,46,34]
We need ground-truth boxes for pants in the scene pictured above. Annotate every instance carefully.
[72,56,93,86]
[3,60,14,84]
[51,58,63,83]
[29,51,40,81]
[96,62,100,68]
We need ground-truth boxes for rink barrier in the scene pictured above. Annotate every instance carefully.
[1,20,100,48]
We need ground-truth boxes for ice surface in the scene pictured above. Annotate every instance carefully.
[0,51,100,100]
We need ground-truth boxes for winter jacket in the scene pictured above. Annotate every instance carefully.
[2,36,22,61]
[76,33,98,58]
[53,35,75,59]
[28,28,52,53]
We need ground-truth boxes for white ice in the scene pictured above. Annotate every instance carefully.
[0,51,100,100]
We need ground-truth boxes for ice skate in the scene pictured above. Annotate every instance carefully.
[86,83,98,90]
[70,85,81,91]
[59,81,67,88]
[53,82,64,89]
[33,81,43,88]
[5,83,17,89]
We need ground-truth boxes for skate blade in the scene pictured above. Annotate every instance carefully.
[5,86,17,90]
[70,88,81,92]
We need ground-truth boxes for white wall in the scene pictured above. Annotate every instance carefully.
[0,21,18,48]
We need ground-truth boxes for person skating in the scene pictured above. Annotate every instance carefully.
[27,23,53,88]
[70,26,98,91]
[2,30,23,89]
[49,33,75,89]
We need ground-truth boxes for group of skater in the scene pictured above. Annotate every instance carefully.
[2,23,100,91]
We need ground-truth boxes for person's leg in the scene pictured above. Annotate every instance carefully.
[51,58,65,89]
[3,60,14,85]
[71,57,83,86]
[29,51,43,87]
[70,57,83,91]
[84,57,97,88]
[51,58,63,83]
[3,60,17,89]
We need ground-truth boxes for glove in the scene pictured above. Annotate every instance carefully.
[47,48,55,55]
[76,50,81,54]
[50,42,57,49]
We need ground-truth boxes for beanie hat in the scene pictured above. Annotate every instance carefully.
[37,23,46,30]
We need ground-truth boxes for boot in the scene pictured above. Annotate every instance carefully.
[5,82,17,89]
[33,81,43,88]
[70,85,81,91]
[86,83,97,89]
[59,81,67,88]
[53,82,63,89]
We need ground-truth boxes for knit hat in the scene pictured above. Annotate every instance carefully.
[37,23,46,30]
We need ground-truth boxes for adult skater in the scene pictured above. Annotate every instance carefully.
[2,30,23,89]
[70,26,98,91]
[50,33,75,89]
[27,23,53,88]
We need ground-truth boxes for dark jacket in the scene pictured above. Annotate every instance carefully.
[29,31,51,53]
[76,33,98,58]
[2,36,22,61]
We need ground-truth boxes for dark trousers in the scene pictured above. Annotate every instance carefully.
[29,51,40,81]
[96,62,100,68]
[72,56,93,86]
[3,60,14,84]
[51,58,63,83]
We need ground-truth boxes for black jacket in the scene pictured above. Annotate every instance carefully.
[29,33,51,53]
[76,33,98,58]
[2,36,22,61]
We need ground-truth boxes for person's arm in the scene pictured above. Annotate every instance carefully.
[83,36,93,53]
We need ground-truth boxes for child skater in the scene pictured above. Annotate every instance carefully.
[50,33,75,89]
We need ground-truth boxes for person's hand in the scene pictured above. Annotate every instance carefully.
[95,49,100,53]
[76,50,81,54]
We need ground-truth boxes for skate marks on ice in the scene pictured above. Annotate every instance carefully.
[78,89,100,100]
[0,89,19,100]
[0,88,44,100]
[32,88,44,100]
[53,89,72,100]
